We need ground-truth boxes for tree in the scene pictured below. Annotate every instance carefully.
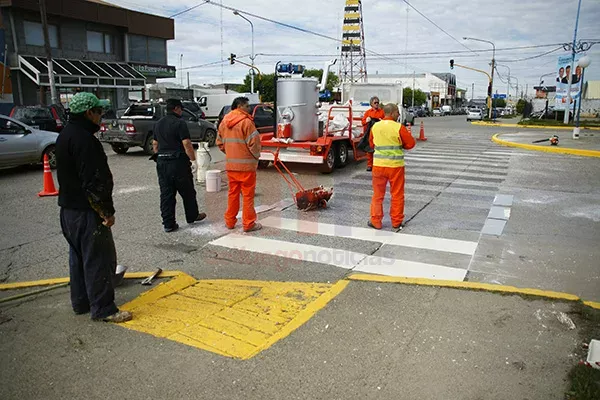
[402,88,427,107]
[302,69,339,93]
[516,99,527,115]
[492,98,507,108]
[238,73,276,102]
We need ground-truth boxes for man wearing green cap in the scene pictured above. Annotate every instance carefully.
[55,92,132,323]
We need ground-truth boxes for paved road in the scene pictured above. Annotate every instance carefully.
[1,115,599,399]
[1,115,598,300]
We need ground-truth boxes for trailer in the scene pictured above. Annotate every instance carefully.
[258,61,368,173]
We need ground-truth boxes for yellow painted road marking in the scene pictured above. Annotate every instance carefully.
[472,121,600,131]
[492,133,600,158]
[0,271,183,291]
[118,278,349,359]
[347,274,583,301]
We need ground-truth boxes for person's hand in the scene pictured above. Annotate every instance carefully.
[366,117,372,123]
[191,162,198,174]
[103,215,115,228]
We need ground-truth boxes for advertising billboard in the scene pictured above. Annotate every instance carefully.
[555,54,583,111]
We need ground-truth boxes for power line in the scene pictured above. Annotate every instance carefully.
[169,1,209,18]
[402,0,478,55]
[497,47,563,62]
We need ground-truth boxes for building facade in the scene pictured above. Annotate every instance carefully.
[367,72,457,109]
[0,0,175,111]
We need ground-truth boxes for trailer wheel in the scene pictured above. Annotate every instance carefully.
[335,141,349,168]
[321,146,335,174]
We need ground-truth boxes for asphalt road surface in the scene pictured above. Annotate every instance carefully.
[0,115,598,301]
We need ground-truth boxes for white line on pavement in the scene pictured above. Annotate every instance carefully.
[260,216,478,255]
[209,233,467,281]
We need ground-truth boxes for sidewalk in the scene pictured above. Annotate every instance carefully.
[493,131,600,157]
[1,273,599,400]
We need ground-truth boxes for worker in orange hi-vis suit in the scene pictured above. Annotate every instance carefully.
[361,96,385,172]
[217,97,262,232]
[368,103,416,231]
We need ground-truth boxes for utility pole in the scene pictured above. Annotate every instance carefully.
[463,37,495,119]
[187,72,190,89]
[412,71,415,108]
[471,83,474,102]
[525,83,528,99]
[564,0,583,127]
[39,0,58,105]
[179,54,183,87]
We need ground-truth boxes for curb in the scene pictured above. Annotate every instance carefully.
[492,133,600,158]
[0,271,183,291]
[347,274,600,310]
[3,272,599,311]
[472,121,600,131]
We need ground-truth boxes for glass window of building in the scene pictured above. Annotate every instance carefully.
[129,35,167,64]
[24,21,58,48]
[87,31,112,53]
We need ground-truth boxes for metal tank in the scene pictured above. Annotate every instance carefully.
[277,78,319,142]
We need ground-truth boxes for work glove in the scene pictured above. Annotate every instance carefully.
[190,162,198,174]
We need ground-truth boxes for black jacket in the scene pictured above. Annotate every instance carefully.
[56,115,115,218]
[152,112,191,156]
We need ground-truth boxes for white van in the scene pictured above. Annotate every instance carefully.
[197,93,260,122]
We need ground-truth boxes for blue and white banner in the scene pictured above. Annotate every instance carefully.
[555,54,583,111]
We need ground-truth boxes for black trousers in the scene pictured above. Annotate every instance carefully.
[157,157,199,228]
[60,208,119,319]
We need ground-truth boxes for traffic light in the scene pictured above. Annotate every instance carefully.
[230,53,236,65]
[450,59,454,69]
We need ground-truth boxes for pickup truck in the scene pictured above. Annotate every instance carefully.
[98,102,217,155]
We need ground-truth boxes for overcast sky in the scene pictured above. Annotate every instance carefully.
[111,0,600,98]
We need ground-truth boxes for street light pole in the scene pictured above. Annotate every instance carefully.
[464,37,495,119]
[564,0,583,128]
[233,11,255,93]
[496,63,511,105]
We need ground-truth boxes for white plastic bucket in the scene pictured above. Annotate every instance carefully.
[205,170,221,192]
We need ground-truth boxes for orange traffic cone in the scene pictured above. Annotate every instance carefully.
[418,121,428,141]
[38,154,58,197]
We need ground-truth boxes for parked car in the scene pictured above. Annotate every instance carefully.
[0,114,58,169]
[402,106,415,126]
[432,108,442,116]
[466,109,483,121]
[98,101,217,155]
[217,104,275,134]
[182,100,206,119]
[9,104,67,133]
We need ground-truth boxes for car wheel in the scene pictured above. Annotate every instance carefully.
[111,144,129,154]
[205,129,217,147]
[321,146,335,174]
[335,141,349,168]
[43,145,57,169]
[143,135,154,155]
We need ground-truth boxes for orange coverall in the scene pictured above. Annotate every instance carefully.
[362,107,385,169]
[369,118,416,229]
[216,109,262,231]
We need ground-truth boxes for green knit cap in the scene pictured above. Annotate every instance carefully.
[69,92,110,114]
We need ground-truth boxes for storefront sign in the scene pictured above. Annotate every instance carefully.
[130,64,176,78]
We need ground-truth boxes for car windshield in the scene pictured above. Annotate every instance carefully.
[124,105,155,117]
[12,107,53,120]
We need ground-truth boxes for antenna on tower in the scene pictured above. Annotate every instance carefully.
[340,0,367,83]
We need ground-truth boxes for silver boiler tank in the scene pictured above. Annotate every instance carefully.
[277,78,319,142]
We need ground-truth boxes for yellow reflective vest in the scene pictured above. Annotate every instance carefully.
[372,120,405,167]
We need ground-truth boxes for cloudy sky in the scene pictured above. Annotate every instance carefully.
[110,0,600,98]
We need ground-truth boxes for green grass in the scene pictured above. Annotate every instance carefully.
[564,303,600,400]
[518,119,600,128]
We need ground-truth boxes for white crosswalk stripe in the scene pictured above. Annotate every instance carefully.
[206,140,515,282]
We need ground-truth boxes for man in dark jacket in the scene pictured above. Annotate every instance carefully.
[152,99,206,232]
[55,92,132,323]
